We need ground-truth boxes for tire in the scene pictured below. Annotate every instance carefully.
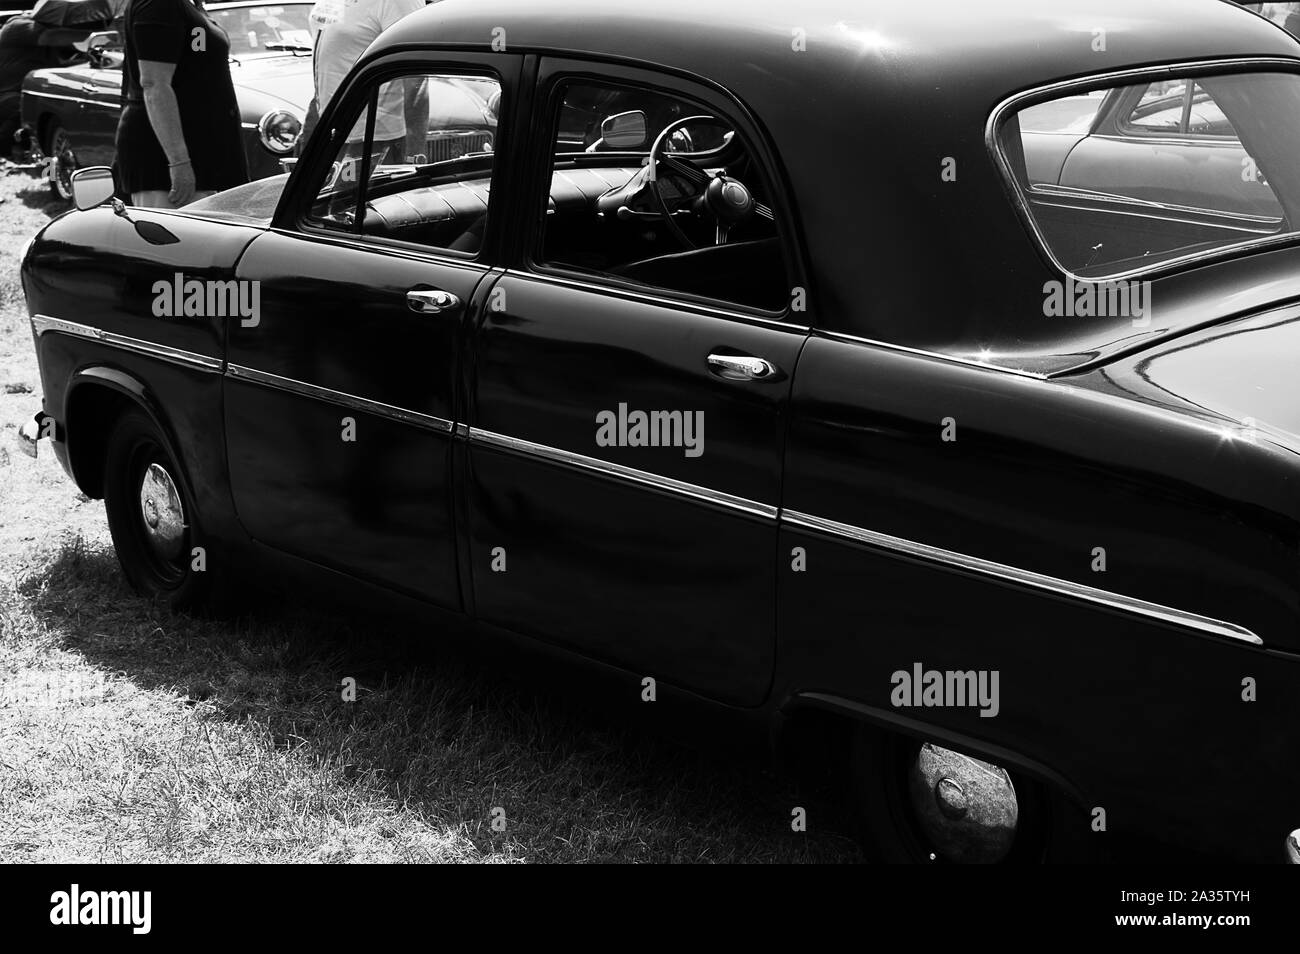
[103,407,225,613]
[851,724,1097,863]
[45,123,76,201]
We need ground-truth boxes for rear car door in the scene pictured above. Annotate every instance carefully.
[464,59,807,706]
[225,52,518,606]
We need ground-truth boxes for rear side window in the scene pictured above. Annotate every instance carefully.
[996,71,1300,278]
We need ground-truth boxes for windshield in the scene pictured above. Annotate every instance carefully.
[1000,69,1300,279]
[208,2,313,58]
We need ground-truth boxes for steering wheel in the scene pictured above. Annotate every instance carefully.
[646,114,774,249]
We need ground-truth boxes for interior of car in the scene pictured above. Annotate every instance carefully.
[307,76,789,312]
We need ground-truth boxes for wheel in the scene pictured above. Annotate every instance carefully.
[851,725,1094,863]
[103,408,222,612]
[45,124,76,201]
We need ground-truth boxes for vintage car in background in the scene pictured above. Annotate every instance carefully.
[15,0,1300,863]
[20,0,314,197]
[1019,79,1284,246]
[17,0,497,198]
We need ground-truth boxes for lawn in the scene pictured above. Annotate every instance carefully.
[0,167,864,863]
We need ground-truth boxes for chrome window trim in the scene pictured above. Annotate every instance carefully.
[30,315,222,371]
[267,225,495,269]
[813,329,1049,380]
[783,509,1263,647]
[467,425,779,520]
[509,269,809,333]
[226,364,454,433]
[987,55,1300,284]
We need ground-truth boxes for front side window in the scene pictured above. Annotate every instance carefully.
[307,70,500,255]
[1000,70,1300,278]
[535,78,791,313]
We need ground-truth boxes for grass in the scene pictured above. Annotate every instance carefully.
[0,168,865,863]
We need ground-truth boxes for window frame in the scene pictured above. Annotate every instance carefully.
[516,56,806,323]
[988,56,1300,284]
[276,49,520,265]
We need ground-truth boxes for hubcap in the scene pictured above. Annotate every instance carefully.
[907,743,1019,863]
[138,462,186,563]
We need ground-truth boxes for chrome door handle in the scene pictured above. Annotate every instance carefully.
[406,288,460,314]
[707,352,778,381]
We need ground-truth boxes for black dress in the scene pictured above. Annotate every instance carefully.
[115,0,248,194]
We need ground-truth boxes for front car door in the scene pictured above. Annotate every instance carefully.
[464,59,807,706]
[224,51,520,606]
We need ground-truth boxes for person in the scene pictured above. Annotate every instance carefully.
[305,0,427,162]
[0,4,93,161]
[115,0,247,207]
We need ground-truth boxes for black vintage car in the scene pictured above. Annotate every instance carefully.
[15,0,1300,863]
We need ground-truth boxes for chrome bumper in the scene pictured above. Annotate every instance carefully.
[16,414,42,458]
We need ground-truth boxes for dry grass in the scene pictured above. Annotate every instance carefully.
[0,168,864,863]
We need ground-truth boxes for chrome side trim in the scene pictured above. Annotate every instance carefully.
[468,426,779,520]
[225,364,454,433]
[1029,183,1283,229]
[31,315,222,371]
[783,510,1263,647]
[21,90,104,109]
[986,55,1300,284]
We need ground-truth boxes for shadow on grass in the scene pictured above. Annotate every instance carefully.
[4,170,69,216]
[16,536,865,863]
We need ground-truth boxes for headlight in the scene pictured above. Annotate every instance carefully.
[258,109,303,155]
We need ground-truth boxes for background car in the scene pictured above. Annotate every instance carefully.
[18,0,497,198]
[20,0,313,198]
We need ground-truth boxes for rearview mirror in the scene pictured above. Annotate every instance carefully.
[70,167,116,211]
[86,31,120,51]
[600,110,648,150]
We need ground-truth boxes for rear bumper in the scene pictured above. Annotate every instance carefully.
[15,408,70,476]
[15,413,40,457]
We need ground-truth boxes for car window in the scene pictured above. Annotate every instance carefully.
[306,70,500,255]
[535,78,790,313]
[207,3,314,58]
[1000,70,1299,279]
[1122,81,1239,137]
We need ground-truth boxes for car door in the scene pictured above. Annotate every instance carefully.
[464,59,807,706]
[225,52,521,607]
[75,57,123,168]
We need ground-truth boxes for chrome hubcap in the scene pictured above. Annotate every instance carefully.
[138,462,185,563]
[907,743,1019,863]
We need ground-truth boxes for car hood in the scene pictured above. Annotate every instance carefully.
[229,55,313,112]
[186,173,289,224]
[23,53,311,111]
[1077,304,1300,453]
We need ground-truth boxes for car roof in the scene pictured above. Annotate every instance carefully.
[378,0,1300,371]
[386,0,1297,92]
